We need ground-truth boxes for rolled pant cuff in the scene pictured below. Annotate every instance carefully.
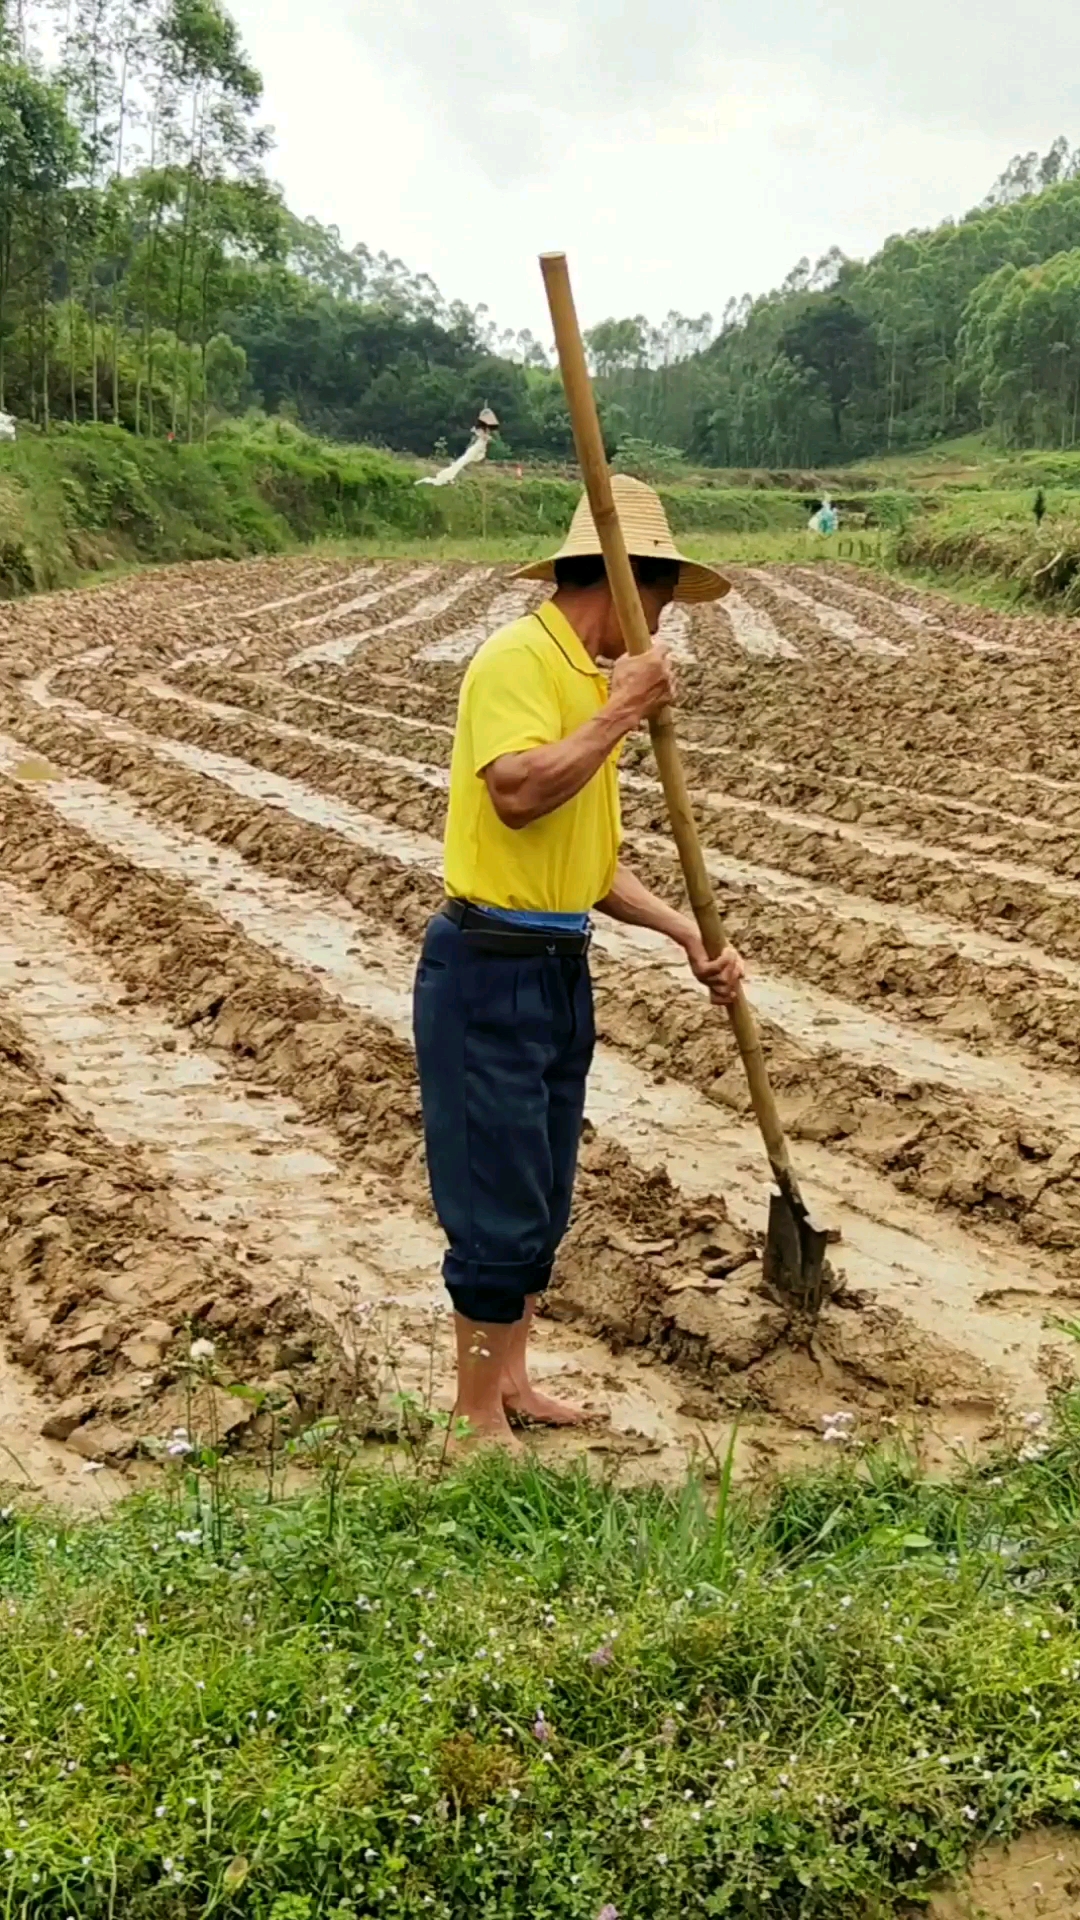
[444,1255,555,1326]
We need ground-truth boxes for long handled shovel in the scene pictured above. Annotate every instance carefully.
[541,251,833,1316]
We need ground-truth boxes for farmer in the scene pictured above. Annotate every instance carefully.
[414,475,744,1447]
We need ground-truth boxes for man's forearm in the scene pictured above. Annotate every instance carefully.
[485,704,632,829]
[595,863,695,948]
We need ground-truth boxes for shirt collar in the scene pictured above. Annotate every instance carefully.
[533,601,604,677]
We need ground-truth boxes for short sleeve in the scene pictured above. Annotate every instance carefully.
[467,641,562,775]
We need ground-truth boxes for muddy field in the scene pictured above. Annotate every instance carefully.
[2,552,1080,1495]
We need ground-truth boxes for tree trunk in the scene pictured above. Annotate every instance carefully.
[0,228,11,411]
[171,95,201,437]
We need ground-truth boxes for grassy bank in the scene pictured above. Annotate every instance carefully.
[3,1394,1080,1917]
[897,491,1080,611]
[0,422,810,596]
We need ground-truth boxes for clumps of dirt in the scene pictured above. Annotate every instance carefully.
[0,1009,344,1465]
[550,1136,784,1381]
[618,776,1080,971]
[56,667,453,837]
[784,568,929,653]
[924,1826,1080,1919]
[648,738,1080,885]
[0,555,345,687]
[50,658,1080,1079]
[0,770,921,1425]
[552,1138,995,1419]
[588,947,1080,1262]
[168,660,456,770]
[0,778,425,1169]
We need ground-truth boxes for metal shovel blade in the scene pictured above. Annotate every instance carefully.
[762,1187,833,1317]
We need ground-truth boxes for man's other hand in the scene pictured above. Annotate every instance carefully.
[684,935,745,1008]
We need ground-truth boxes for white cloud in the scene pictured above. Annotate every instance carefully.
[227,0,1075,336]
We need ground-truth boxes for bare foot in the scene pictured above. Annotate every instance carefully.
[503,1385,588,1428]
[442,1410,523,1458]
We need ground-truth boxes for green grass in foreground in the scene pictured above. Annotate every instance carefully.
[3,1398,1080,1918]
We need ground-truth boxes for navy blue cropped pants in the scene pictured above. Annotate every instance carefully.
[413,912,595,1324]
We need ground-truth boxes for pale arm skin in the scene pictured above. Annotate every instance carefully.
[595,862,744,1007]
[482,698,630,830]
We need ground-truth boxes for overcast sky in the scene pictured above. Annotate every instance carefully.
[227,0,1079,340]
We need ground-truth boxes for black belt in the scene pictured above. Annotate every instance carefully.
[442,899,591,957]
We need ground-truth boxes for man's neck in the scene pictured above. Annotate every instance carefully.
[549,587,609,662]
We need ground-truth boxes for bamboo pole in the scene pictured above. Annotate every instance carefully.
[540,251,810,1208]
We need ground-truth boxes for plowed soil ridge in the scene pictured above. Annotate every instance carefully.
[3,553,1080,1487]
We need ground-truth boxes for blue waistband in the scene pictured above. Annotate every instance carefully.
[473,906,591,934]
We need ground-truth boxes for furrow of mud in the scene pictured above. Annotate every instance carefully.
[5,552,1080,1474]
[163,657,1080,885]
[34,670,1080,1077]
[1,872,769,1480]
[289,567,491,670]
[0,746,1063,1425]
[749,570,906,656]
[19,698,1080,1272]
[0,761,833,1424]
[52,663,1080,975]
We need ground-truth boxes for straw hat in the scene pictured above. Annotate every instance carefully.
[515,473,730,604]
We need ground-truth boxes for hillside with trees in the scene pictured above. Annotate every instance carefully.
[589,141,1080,469]
[4,0,1080,470]
[0,0,579,457]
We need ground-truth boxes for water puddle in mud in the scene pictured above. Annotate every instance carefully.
[415,585,537,663]
[0,739,1064,1410]
[724,589,800,659]
[291,569,491,669]
[752,571,905,656]
[291,564,438,633]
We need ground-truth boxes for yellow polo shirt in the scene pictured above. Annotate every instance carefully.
[443,602,622,912]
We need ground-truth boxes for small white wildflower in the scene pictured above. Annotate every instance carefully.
[962,1805,978,1823]
[155,1806,165,1819]
[189,1339,215,1362]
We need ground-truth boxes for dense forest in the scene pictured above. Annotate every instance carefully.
[0,0,583,456]
[3,0,1080,467]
